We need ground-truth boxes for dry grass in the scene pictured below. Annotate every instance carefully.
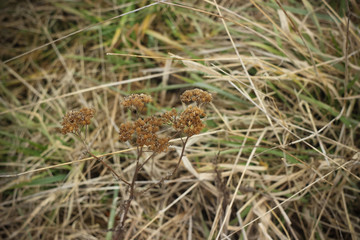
[1,0,359,239]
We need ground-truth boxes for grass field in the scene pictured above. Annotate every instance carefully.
[1,0,359,239]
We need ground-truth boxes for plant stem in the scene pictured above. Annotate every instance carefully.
[113,147,143,240]
[87,151,131,186]
[77,133,131,186]
[137,151,157,170]
[140,136,189,194]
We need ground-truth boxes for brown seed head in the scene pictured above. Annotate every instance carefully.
[121,94,153,111]
[173,105,206,137]
[161,108,177,123]
[60,107,95,135]
[119,115,170,153]
[118,122,135,142]
[180,89,212,105]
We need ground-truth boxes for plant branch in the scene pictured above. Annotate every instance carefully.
[113,147,143,240]
[137,151,157,171]
[76,133,131,186]
[140,136,189,194]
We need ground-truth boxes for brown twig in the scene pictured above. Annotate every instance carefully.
[76,132,131,186]
[113,147,143,240]
[140,136,190,195]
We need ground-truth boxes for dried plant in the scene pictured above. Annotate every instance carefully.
[180,88,213,106]
[59,89,212,240]
[60,107,95,135]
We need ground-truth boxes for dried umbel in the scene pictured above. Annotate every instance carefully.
[118,115,170,153]
[173,105,206,137]
[60,107,95,135]
[118,90,212,151]
[161,108,177,123]
[180,88,212,105]
[119,94,174,153]
[122,93,153,111]
[118,122,135,142]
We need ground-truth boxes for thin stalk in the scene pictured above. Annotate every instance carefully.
[76,132,131,186]
[113,147,143,240]
[140,136,190,195]
[137,151,157,171]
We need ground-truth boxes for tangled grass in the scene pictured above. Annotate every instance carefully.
[1,0,359,239]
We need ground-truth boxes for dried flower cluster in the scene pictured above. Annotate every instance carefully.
[119,94,169,152]
[118,90,211,151]
[161,108,177,123]
[60,107,95,135]
[119,116,170,153]
[180,88,212,105]
[122,93,152,110]
[173,105,206,137]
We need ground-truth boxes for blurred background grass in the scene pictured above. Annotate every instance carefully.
[1,0,359,239]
